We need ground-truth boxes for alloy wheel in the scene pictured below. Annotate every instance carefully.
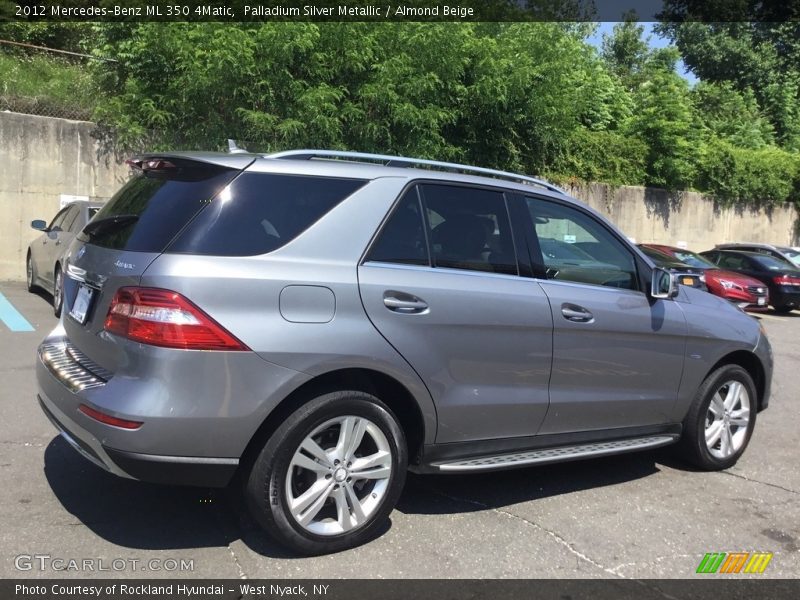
[26,256,34,289]
[285,415,393,536]
[705,380,750,459]
[54,269,63,313]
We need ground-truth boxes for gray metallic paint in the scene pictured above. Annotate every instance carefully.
[35,152,772,483]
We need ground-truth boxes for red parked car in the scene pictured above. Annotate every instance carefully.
[641,244,769,311]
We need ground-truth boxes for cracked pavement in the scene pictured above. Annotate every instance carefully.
[1,281,798,579]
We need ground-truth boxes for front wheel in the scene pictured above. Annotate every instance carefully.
[26,253,36,292]
[245,391,407,555]
[678,365,757,470]
[773,305,795,314]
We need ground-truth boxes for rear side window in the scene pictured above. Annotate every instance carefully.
[366,183,518,276]
[79,162,238,252]
[422,184,518,275]
[169,173,366,256]
[366,189,428,266]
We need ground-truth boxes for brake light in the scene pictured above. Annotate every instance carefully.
[79,404,143,430]
[104,287,249,351]
[773,275,800,286]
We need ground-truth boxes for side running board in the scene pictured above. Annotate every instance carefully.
[432,435,678,472]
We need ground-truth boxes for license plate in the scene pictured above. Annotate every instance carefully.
[681,276,695,286]
[69,283,95,324]
[758,296,766,306]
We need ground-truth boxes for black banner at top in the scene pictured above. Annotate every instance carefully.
[2,0,800,22]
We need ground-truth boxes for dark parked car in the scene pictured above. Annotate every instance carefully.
[700,249,800,313]
[642,244,769,311]
[637,245,707,291]
[27,201,104,316]
[716,243,800,269]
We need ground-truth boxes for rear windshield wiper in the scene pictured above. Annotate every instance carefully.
[82,214,140,239]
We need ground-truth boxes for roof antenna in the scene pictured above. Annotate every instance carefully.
[227,139,248,154]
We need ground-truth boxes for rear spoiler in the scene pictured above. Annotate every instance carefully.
[129,151,256,171]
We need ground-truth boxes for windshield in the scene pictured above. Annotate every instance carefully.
[670,250,716,268]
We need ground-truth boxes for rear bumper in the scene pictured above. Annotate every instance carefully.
[35,328,309,487]
[38,393,238,487]
[772,288,800,308]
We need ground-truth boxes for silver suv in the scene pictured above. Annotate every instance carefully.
[36,150,773,555]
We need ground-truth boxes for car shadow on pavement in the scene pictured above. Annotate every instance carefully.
[397,450,668,516]
[44,436,681,558]
[43,436,387,559]
[43,436,303,559]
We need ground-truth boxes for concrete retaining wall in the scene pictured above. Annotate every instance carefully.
[566,182,798,251]
[0,112,797,282]
[0,112,129,282]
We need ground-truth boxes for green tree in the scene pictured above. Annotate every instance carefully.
[655,20,800,150]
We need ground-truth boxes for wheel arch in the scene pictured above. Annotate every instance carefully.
[707,350,766,411]
[240,367,428,474]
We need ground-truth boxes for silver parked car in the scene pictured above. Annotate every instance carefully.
[27,201,103,316]
[36,150,773,555]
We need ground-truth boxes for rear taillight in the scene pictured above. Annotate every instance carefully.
[773,275,800,286]
[104,287,249,351]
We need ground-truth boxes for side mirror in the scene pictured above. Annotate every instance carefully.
[31,219,47,231]
[651,267,679,300]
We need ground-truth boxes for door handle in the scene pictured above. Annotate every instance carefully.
[383,292,428,314]
[561,304,594,323]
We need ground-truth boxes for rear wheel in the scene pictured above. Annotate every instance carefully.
[26,253,36,292]
[245,391,407,555]
[774,305,795,314]
[678,365,757,470]
[53,265,63,317]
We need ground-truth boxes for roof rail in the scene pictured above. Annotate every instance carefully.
[265,149,565,194]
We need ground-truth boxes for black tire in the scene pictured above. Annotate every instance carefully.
[26,253,36,292]
[53,265,63,318]
[678,365,757,470]
[245,391,407,555]
[774,305,795,314]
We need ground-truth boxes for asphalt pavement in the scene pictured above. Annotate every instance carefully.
[1,280,797,579]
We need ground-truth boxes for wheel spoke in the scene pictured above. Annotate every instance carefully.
[705,420,724,447]
[331,486,354,532]
[291,451,329,474]
[345,483,366,524]
[720,425,734,456]
[291,478,333,518]
[336,417,366,461]
[351,450,391,472]
[300,438,333,468]
[729,408,750,429]
[724,382,741,410]
[709,394,725,417]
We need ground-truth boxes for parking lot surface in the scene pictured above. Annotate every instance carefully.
[1,280,798,579]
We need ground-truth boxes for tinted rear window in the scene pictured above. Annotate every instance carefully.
[79,162,238,252]
[168,173,367,256]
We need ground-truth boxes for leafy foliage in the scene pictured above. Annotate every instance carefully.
[3,20,798,207]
